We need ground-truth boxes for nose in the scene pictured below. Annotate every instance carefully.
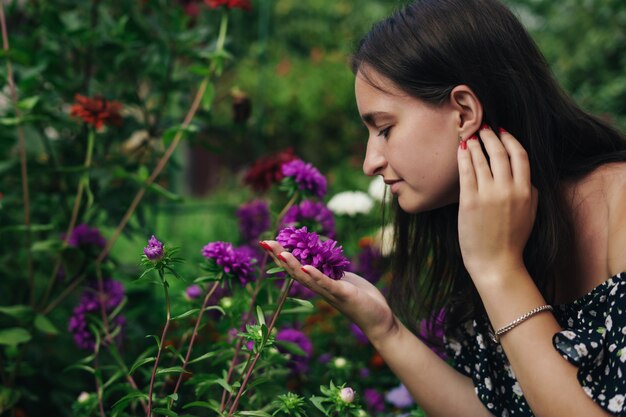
[362,137,386,176]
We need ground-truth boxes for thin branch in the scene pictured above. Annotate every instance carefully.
[0,0,34,304]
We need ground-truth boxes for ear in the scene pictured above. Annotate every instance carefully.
[449,85,483,140]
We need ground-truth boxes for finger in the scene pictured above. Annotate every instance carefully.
[499,128,531,187]
[457,138,478,195]
[259,240,286,265]
[280,252,341,302]
[465,135,494,186]
[478,125,513,182]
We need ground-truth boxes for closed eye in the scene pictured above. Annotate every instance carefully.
[377,126,392,139]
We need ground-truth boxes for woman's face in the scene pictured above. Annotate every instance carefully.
[355,69,461,213]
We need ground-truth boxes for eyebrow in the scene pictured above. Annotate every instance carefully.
[360,111,391,127]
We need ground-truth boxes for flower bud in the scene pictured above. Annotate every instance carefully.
[339,387,355,403]
[333,357,347,368]
[143,235,164,261]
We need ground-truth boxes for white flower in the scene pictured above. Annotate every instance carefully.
[574,343,589,357]
[375,224,394,257]
[77,392,91,403]
[484,377,493,391]
[608,394,625,412]
[333,357,347,368]
[368,176,390,202]
[327,191,374,216]
[561,330,577,340]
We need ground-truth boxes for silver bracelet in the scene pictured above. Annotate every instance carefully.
[490,305,554,344]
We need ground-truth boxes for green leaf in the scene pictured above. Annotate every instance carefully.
[128,357,156,376]
[31,239,63,253]
[0,223,54,233]
[201,82,215,111]
[187,350,218,365]
[0,328,31,346]
[0,305,34,321]
[256,305,266,327]
[265,267,285,275]
[275,340,307,357]
[34,314,59,335]
[309,396,330,416]
[63,364,96,374]
[0,386,20,412]
[18,96,40,111]
[239,411,273,417]
[156,366,189,375]
[171,308,200,321]
[182,401,215,409]
[112,391,149,414]
[162,124,199,147]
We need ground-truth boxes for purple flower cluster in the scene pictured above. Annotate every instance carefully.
[363,388,385,414]
[275,226,350,280]
[65,224,106,249]
[419,308,447,360]
[349,242,384,284]
[202,241,255,286]
[143,235,164,260]
[282,200,336,238]
[68,279,126,350]
[385,384,415,409]
[236,200,271,243]
[276,327,313,375]
[281,159,327,198]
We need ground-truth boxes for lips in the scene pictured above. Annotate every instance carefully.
[384,179,402,193]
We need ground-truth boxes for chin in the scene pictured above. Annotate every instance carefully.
[397,193,459,214]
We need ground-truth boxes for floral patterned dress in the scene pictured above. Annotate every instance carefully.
[445,272,626,416]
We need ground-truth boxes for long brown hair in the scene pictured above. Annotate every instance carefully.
[351,0,626,338]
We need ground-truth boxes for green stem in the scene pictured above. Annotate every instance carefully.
[0,1,33,305]
[40,128,96,310]
[147,270,171,417]
[169,279,221,405]
[226,279,294,417]
[108,344,149,414]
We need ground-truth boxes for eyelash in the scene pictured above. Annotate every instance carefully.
[377,126,392,139]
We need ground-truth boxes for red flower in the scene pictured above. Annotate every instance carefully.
[243,148,297,192]
[204,0,252,11]
[70,94,123,129]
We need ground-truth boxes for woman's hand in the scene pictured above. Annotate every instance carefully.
[457,126,538,286]
[260,240,397,345]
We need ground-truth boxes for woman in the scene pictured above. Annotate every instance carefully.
[263,0,626,415]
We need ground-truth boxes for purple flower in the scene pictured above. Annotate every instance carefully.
[143,235,164,260]
[385,384,415,409]
[349,240,384,284]
[275,226,350,280]
[419,308,447,360]
[350,323,369,345]
[276,328,313,375]
[65,223,106,249]
[202,241,255,286]
[236,200,271,243]
[363,388,385,413]
[68,278,126,351]
[185,284,202,300]
[281,159,327,198]
[281,200,336,238]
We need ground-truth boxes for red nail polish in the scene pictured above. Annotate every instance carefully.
[278,254,287,262]
[259,241,271,251]
[300,267,310,274]
[469,135,478,140]
[498,127,507,133]
[481,123,490,130]
[460,140,467,150]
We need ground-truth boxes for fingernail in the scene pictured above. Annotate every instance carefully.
[481,123,490,130]
[300,267,310,274]
[278,253,287,263]
[498,127,507,133]
[259,241,271,251]
[469,135,478,140]
[459,140,467,150]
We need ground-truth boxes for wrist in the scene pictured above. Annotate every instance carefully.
[369,316,402,352]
